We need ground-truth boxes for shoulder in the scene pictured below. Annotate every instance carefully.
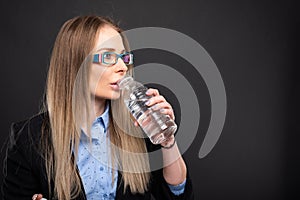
[11,112,48,134]
[2,112,51,199]
[5,112,50,173]
[8,112,49,150]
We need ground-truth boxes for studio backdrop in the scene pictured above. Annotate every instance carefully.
[0,0,298,200]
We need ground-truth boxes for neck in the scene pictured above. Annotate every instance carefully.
[92,96,107,118]
[81,97,107,136]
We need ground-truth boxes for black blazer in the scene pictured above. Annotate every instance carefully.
[1,113,193,200]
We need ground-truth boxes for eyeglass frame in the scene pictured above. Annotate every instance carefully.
[92,52,134,66]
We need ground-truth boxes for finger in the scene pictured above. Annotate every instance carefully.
[32,194,38,200]
[152,102,175,120]
[33,194,43,200]
[160,108,175,120]
[146,88,159,96]
[151,102,172,111]
[146,95,166,107]
[37,194,44,200]
[134,121,139,127]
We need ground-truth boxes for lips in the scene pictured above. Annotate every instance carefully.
[110,80,118,86]
[111,78,122,85]
[110,79,121,90]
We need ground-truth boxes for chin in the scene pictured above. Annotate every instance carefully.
[105,91,121,100]
[110,93,121,100]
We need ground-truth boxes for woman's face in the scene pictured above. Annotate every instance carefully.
[90,25,128,100]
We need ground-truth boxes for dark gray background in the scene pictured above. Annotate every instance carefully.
[0,0,299,199]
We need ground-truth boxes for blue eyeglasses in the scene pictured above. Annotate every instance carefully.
[93,52,134,65]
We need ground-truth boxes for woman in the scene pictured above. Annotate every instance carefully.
[2,15,193,200]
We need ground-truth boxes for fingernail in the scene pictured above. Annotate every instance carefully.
[145,100,150,105]
[146,90,151,95]
[152,104,159,110]
[160,109,166,113]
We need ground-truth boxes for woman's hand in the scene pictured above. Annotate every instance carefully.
[32,194,45,200]
[133,88,175,126]
[133,88,176,147]
[145,88,175,120]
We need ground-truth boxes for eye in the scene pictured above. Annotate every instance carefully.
[103,53,112,59]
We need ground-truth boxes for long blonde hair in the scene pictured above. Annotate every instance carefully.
[41,15,150,200]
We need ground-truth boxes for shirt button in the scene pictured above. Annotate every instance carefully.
[100,166,104,171]
[103,194,107,198]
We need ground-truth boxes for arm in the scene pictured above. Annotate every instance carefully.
[144,88,193,199]
[161,136,187,186]
[148,147,193,200]
[145,88,187,186]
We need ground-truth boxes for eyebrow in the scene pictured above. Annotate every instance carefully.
[95,48,125,53]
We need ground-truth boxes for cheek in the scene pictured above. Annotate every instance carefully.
[89,66,121,99]
[89,66,107,95]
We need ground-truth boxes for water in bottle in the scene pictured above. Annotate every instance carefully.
[117,75,177,144]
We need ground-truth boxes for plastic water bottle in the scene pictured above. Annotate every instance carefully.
[117,75,177,144]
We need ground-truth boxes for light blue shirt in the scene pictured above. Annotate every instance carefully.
[77,104,186,199]
[77,104,116,200]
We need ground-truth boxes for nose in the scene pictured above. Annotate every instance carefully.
[114,57,128,73]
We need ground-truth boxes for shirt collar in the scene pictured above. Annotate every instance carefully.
[93,102,110,132]
[81,102,110,140]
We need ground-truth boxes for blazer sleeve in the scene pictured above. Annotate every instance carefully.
[146,139,194,200]
[150,165,194,200]
[1,121,46,200]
